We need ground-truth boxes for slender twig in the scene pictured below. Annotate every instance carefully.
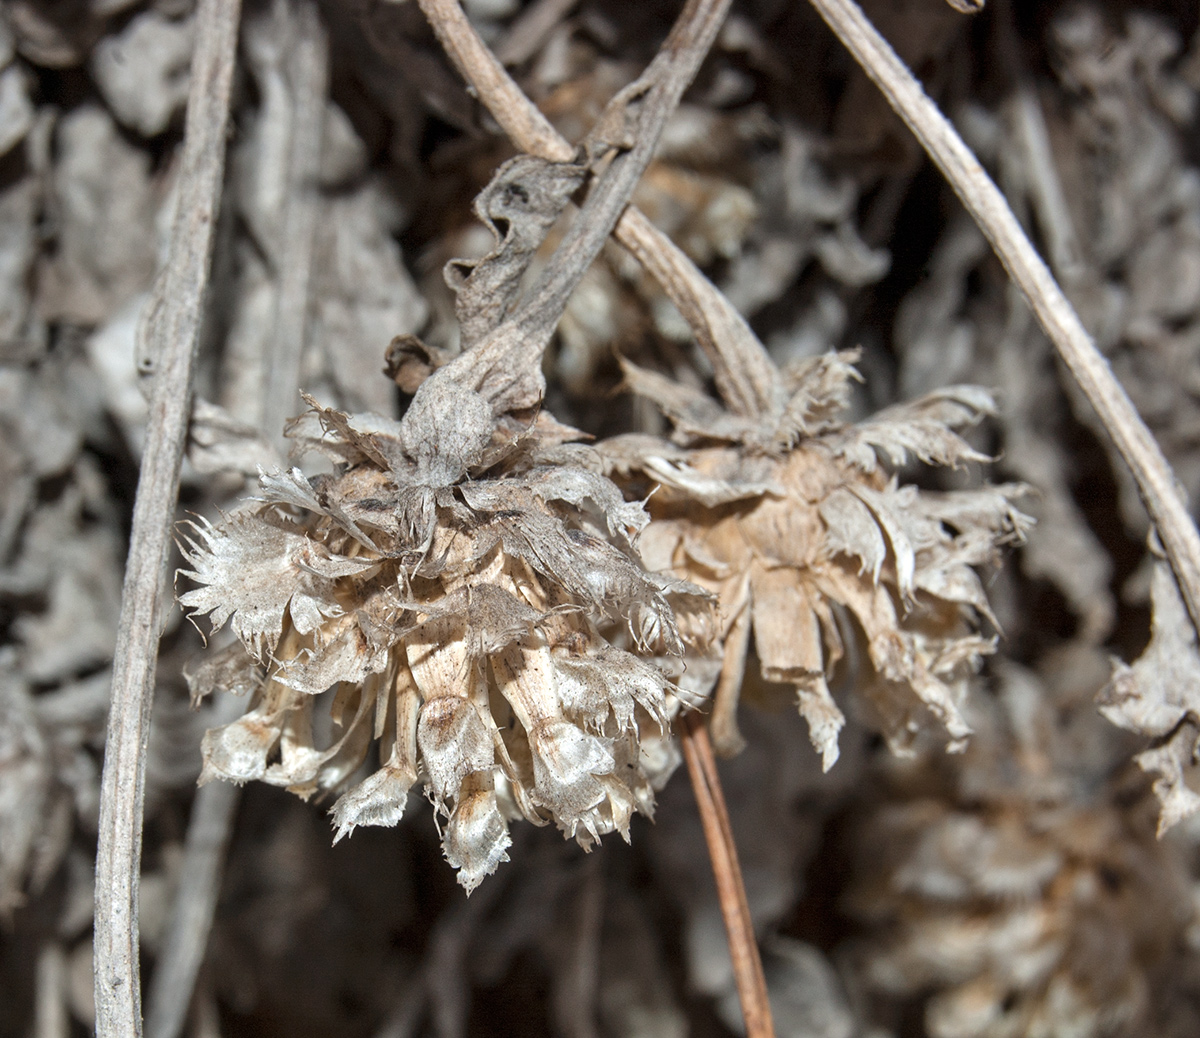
[680,713,775,1038]
[143,692,246,1038]
[994,0,1082,284]
[415,0,780,419]
[261,0,328,445]
[494,0,580,67]
[146,10,327,1031]
[551,855,604,1038]
[807,0,1200,641]
[93,1,242,1035]
[143,783,240,1038]
[420,0,734,412]
[34,944,68,1038]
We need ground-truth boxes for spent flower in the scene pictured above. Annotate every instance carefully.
[180,153,712,892]
[604,342,1031,767]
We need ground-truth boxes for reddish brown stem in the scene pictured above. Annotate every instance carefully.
[680,712,775,1038]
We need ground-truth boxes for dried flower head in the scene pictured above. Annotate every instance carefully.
[179,391,708,891]
[850,792,1188,1038]
[604,347,1030,766]
[178,146,727,891]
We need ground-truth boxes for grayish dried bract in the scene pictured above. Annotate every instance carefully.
[0,665,88,913]
[606,347,1030,767]
[180,151,710,890]
[1099,560,1200,834]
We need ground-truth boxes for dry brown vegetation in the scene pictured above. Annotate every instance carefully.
[6,1,1200,1037]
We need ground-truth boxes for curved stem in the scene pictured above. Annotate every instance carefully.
[808,0,1200,641]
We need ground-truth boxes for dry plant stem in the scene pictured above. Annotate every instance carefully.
[808,0,1200,640]
[261,0,328,444]
[994,0,1082,283]
[494,0,580,67]
[425,874,508,1038]
[143,697,245,1038]
[416,0,778,418]
[680,713,775,1038]
[552,857,604,1038]
[34,944,67,1038]
[437,0,733,394]
[159,14,327,1016]
[142,781,239,1038]
[93,0,242,1035]
[513,0,730,323]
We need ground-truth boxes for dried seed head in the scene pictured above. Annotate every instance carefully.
[606,349,1030,767]
[180,395,708,892]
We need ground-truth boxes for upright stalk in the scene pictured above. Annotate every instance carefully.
[93,1,242,1034]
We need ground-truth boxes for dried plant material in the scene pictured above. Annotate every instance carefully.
[0,61,33,157]
[850,662,1197,1038]
[611,348,1028,765]
[13,1,1200,1035]
[0,668,73,911]
[894,213,1117,642]
[181,393,706,891]
[422,98,768,392]
[811,0,1200,651]
[93,0,243,1032]
[1037,9,1200,536]
[37,105,160,327]
[679,713,774,1037]
[725,122,888,342]
[1099,561,1200,833]
[743,937,855,1038]
[309,184,429,416]
[0,361,123,682]
[853,793,1188,1038]
[183,68,730,886]
[90,10,194,138]
[0,175,40,359]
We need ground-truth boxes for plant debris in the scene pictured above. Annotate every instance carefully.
[8,1,1200,1037]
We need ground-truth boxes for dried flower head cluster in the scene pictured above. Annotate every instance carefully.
[177,372,710,892]
[180,383,709,891]
[851,792,1187,1038]
[605,346,1031,767]
[178,147,721,891]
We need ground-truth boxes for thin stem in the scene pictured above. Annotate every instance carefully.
[261,0,328,445]
[807,0,1200,641]
[417,0,733,415]
[415,0,780,419]
[143,781,240,1038]
[93,0,242,1034]
[144,696,245,1038]
[680,713,775,1038]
